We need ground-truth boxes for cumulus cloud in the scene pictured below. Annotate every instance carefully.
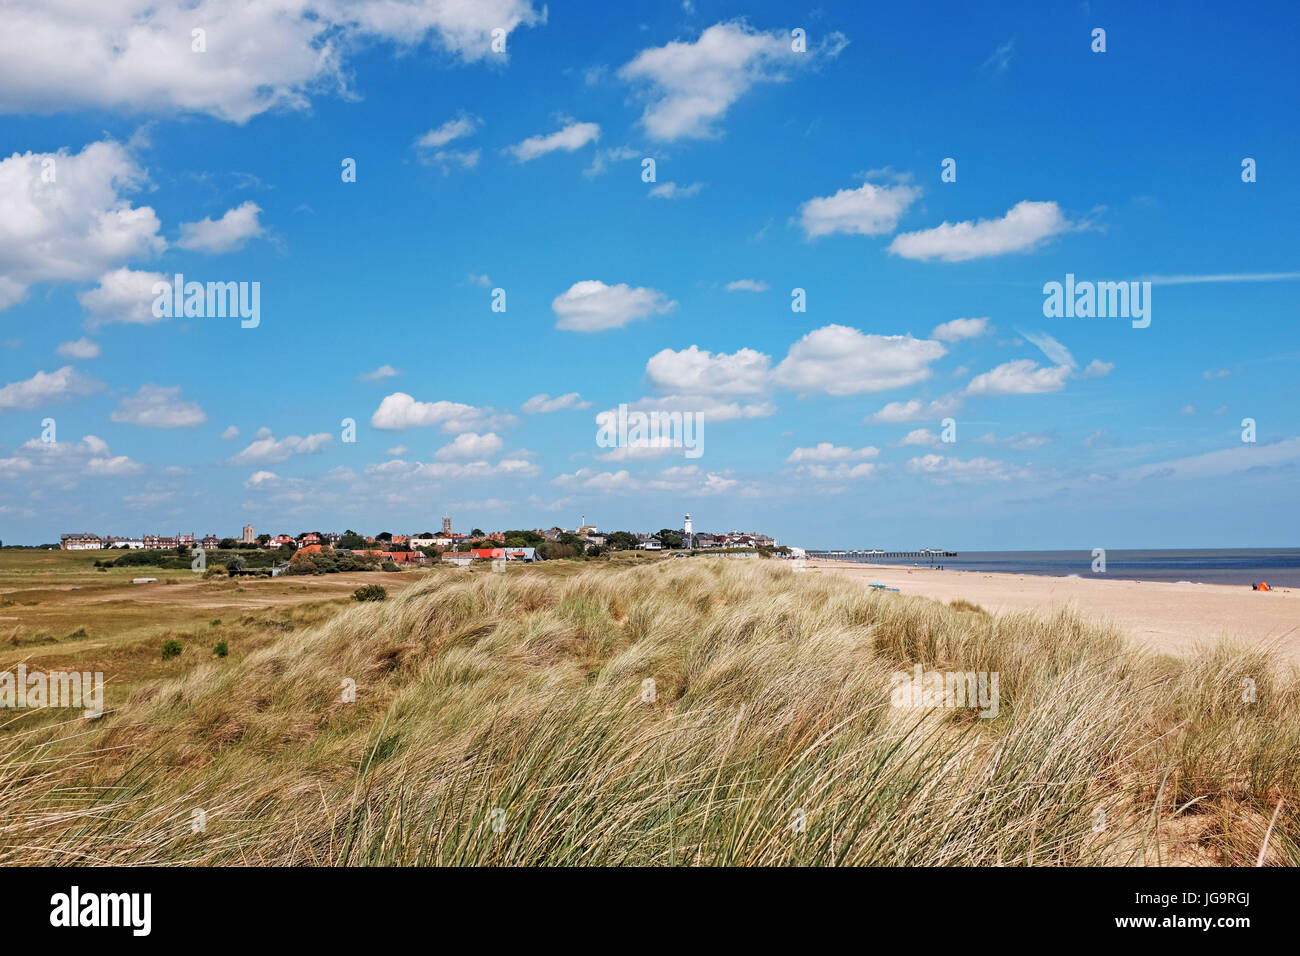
[0,366,102,411]
[786,443,879,463]
[907,454,1026,482]
[897,428,941,447]
[649,181,704,199]
[522,392,591,413]
[1082,359,1114,378]
[646,345,771,396]
[888,200,1073,262]
[111,384,207,428]
[0,0,546,123]
[773,325,946,395]
[359,364,401,382]
[78,268,169,327]
[228,427,332,464]
[552,280,676,332]
[725,279,768,292]
[0,141,164,312]
[930,317,989,342]
[619,21,846,140]
[867,395,962,424]
[0,434,139,481]
[506,120,600,162]
[220,425,240,440]
[370,392,514,432]
[965,359,1071,395]
[56,338,100,359]
[435,432,504,459]
[798,180,921,238]
[176,201,264,253]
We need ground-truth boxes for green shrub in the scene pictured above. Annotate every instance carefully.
[161,639,182,660]
[213,641,229,658]
[353,584,388,602]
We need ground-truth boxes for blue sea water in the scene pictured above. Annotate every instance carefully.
[809,549,1300,588]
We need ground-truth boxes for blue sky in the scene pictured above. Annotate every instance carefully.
[1,0,1297,549]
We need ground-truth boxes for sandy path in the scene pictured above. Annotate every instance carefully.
[812,561,1300,665]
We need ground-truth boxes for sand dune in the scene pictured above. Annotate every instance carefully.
[812,560,1300,664]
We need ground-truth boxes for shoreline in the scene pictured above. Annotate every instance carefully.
[810,559,1300,665]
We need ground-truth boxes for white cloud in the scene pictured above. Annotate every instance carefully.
[552,280,676,332]
[618,21,846,140]
[435,432,504,459]
[1127,436,1300,481]
[649,181,704,199]
[867,395,962,424]
[601,394,776,425]
[897,428,941,447]
[0,0,546,123]
[583,145,639,178]
[965,359,1071,395]
[78,268,168,327]
[794,462,877,480]
[0,366,102,411]
[773,325,946,395]
[370,392,513,432]
[907,454,1026,482]
[522,392,591,413]
[244,470,281,488]
[1142,272,1300,286]
[0,434,139,480]
[646,345,771,396]
[786,443,879,463]
[220,425,240,440]
[1082,359,1113,378]
[56,337,100,359]
[976,431,1053,450]
[0,142,164,311]
[930,317,989,342]
[506,121,600,162]
[798,180,921,238]
[359,364,401,382]
[176,201,264,253]
[1020,329,1076,368]
[888,200,1072,262]
[725,279,768,292]
[228,429,332,465]
[415,113,480,149]
[111,384,206,428]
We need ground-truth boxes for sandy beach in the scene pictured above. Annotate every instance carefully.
[812,560,1300,664]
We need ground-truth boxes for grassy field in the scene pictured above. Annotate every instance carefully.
[1,551,1297,865]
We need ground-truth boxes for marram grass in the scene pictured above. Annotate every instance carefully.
[2,560,1296,865]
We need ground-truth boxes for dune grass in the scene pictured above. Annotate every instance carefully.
[1,559,1296,865]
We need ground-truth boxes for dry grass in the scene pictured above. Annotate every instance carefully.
[1,559,1296,866]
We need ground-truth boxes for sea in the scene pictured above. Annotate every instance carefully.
[806,548,1300,588]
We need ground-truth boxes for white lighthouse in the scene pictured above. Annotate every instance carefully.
[683,513,693,549]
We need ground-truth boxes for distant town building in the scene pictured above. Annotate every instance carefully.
[60,533,103,550]
[241,524,255,544]
[201,534,220,549]
[442,516,453,535]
